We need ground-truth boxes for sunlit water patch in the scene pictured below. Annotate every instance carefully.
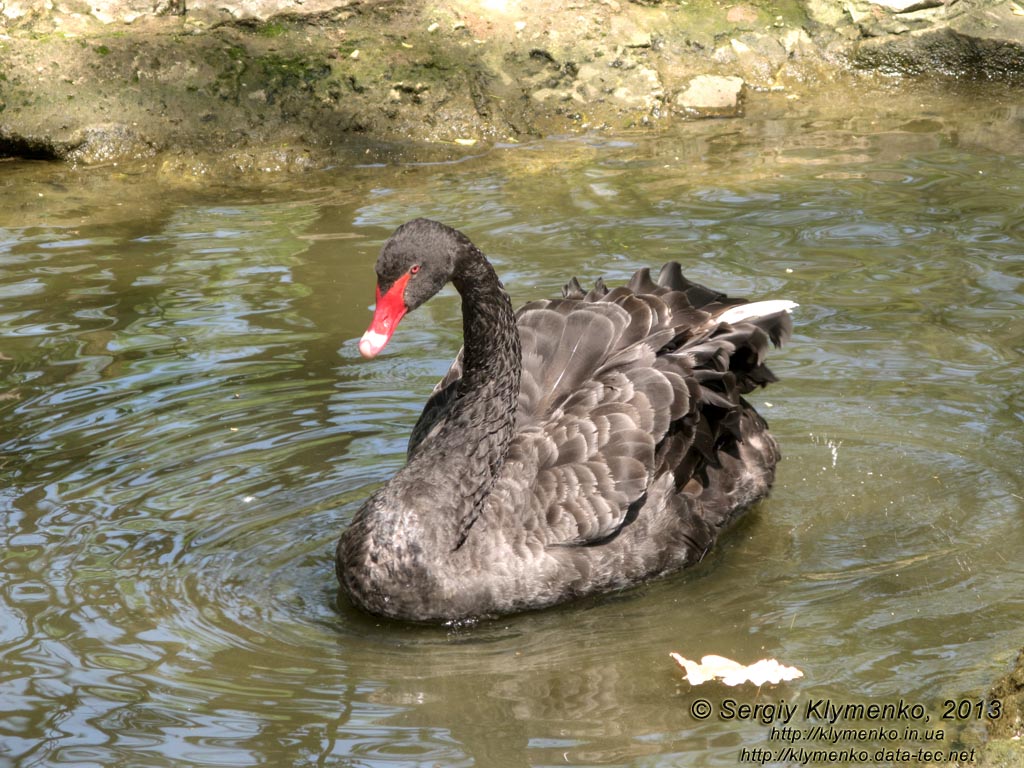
[1,87,1023,767]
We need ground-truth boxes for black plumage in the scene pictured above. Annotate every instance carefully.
[338,218,796,622]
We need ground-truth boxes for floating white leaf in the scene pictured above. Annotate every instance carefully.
[670,653,803,686]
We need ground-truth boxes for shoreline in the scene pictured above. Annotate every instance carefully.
[2,0,1023,171]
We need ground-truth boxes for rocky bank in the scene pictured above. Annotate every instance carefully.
[1,0,1023,171]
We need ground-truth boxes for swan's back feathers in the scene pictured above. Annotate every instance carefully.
[410,262,794,551]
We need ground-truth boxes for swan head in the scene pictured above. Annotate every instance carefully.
[359,219,464,359]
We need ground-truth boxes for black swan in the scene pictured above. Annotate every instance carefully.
[337,218,796,623]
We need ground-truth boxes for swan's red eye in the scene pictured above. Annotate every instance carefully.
[410,264,420,275]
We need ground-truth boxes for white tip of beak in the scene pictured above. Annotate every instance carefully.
[358,329,390,359]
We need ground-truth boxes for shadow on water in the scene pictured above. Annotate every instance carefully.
[1,84,1023,766]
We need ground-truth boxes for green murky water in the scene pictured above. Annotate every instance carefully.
[2,87,1023,767]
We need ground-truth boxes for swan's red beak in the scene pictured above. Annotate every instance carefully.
[359,272,411,359]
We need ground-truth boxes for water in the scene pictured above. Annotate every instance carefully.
[1,85,1022,767]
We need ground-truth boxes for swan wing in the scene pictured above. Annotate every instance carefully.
[496,265,794,547]
[508,294,681,544]
[414,263,795,548]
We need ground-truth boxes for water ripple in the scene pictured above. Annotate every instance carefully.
[2,101,1024,767]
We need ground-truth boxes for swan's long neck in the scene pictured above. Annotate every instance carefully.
[391,246,521,548]
[453,248,521,409]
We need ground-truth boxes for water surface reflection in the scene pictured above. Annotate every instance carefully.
[1,86,1023,767]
